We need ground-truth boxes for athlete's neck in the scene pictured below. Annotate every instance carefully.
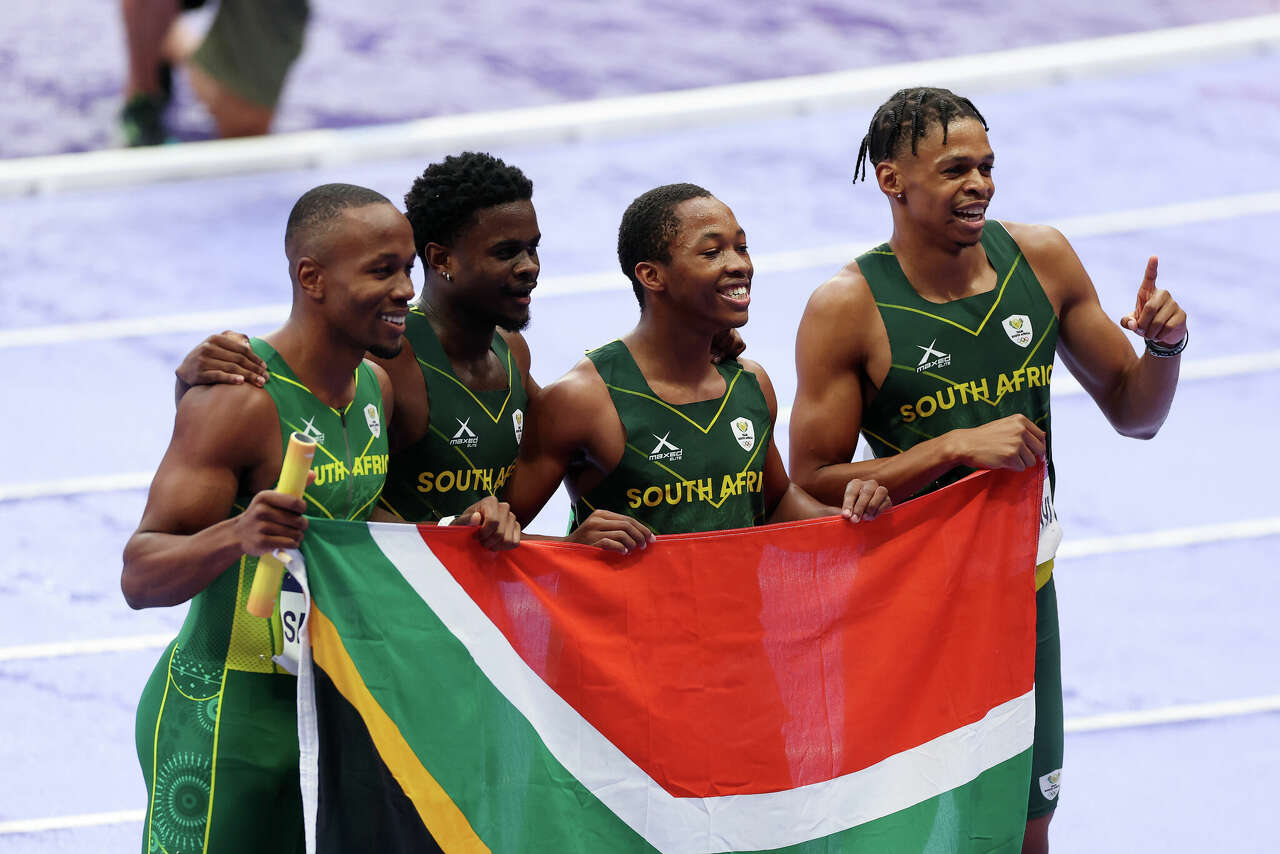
[265,321,363,409]
[623,315,726,404]
[888,226,994,302]
[417,288,499,365]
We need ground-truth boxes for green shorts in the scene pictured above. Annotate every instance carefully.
[136,642,304,853]
[1028,577,1064,819]
[190,0,310,109]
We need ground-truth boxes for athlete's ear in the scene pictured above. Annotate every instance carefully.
[296,256,325,301]
[876,161,902,200]
[633,261,666,299]
[424,243,451,281]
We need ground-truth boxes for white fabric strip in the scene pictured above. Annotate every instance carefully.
[369,523,1034,854]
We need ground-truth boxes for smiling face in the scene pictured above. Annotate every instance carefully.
[316,202,417,358]
[650,196,752,330]
[880,117,995,248]
[437,199,540,332]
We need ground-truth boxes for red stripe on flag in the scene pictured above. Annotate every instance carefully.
[419,468,1039,798]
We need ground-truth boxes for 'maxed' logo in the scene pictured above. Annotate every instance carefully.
[648,432,682,462]
[301,415,326,444]
[450,418,479,448]
[916,339,951,373]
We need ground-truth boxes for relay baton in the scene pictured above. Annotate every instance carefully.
[245,432,317,618]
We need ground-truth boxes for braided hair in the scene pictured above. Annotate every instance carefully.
[853,87,988,183]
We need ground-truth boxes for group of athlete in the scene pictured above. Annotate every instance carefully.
[121,86,1188,854]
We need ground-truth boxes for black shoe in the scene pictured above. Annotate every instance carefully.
[120,93,169,147]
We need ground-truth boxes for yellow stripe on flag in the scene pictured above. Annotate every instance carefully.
[309,606,490,853]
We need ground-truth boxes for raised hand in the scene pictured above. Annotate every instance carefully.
[841,478,891,522]
[952,414,1046,471]
[452,496,522,551]
[566,509,655,554]
[177,331,269,388]
[1120,256,1187,347]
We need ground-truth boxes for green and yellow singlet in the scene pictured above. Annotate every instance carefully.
[570,340,771,534]
[857,221,1061,585]
[135,339,389,853]
[379,306,528,522]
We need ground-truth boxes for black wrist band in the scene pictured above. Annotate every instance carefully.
[1145,331,1187,358]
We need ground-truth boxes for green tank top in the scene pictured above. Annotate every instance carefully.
[570,340,771,534]
[857,222,1061,573]
[379,306,528,522]
[172,339,390,677]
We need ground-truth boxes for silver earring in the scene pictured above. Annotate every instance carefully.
[442,271,452,282]
[896,193,905,201]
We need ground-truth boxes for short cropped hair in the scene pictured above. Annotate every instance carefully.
[284,183,392,257]
[403,152,533,259]
[616,183,713,308]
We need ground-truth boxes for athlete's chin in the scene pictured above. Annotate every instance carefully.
[497,310,531,333]
[367,339,404,360]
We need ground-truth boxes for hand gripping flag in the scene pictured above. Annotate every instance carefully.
[291,467,1042,853]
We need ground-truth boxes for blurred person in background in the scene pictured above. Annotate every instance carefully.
[120,0,309,145]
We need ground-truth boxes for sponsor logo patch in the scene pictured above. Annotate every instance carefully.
[450,418,479,448]
[1002,314,1033,348]
[648,432,683,462]
[300,416,325,444]
[916,339,952,373]
[1038,768,1062,801]
[364,403,381,439]
[730,416,755,451]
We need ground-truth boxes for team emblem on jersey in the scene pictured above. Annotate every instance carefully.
[647,432,682,462]
[730,416,755,451]
[1038,768,1062,800]
[300,415,325,444]
[450,418,479,448]
[512,408,524,444]
[915,338,952,373]
[1002,314,1033,348]
[363,403,381,438]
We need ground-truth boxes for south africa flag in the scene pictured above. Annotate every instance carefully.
[292,467,1041,853]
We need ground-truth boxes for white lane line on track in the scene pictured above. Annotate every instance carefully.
[3,694,1277,835]
[1,349,1278,504]
[2,514,1277,665]
[4,189,1280,351]
[2,15,1278,197]
[1064,695,1280,733]
[0,633,173,662]
[0,810,144,835]
[1057,517,1280,559]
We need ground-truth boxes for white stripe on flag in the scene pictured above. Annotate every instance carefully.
[369,523,1034,854]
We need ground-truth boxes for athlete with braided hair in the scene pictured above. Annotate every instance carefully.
[790,86,1188,853]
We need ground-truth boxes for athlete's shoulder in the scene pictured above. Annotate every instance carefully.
[362,358,394,404]
[497,329,532,374]
[1000,221,1072,259]
[541,356,609,406]
[808,259,876,315]
[173,382,278,466]
[734,357,778,417]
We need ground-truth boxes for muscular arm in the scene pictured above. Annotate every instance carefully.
[505,361,653,551]
[790,267,1043,504]
[505,362,608,526]
[121,385,305,609]
[1012,223,1184,439]
[745,358,888,523]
